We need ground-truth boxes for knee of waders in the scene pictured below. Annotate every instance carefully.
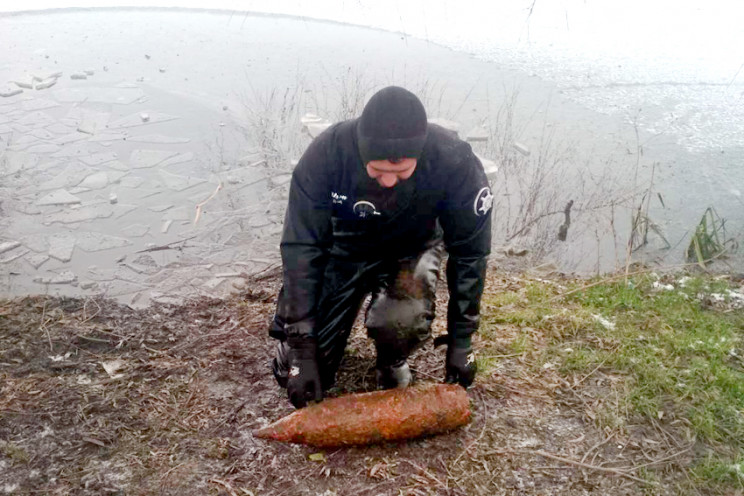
[366,295,432,355]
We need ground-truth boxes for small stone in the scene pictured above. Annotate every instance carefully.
[80,281,98,290]
[70,73,88,80]
[84,69,95,76]
[158,68,166,73]
[504,246,529,257]
[140,113,150,122]
[109,192,118,204]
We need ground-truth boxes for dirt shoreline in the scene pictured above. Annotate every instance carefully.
[5,264,719,495]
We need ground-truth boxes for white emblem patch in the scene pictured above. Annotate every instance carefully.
[353,200,380,218]
[466,353,476,365]
[473,187,494,216]
[289,366,300,377]
[331,191,348,205]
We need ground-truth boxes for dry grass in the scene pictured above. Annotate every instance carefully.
[2,266,716,495]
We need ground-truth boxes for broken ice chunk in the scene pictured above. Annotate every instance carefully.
[80,152,118,166]
[108,111,178,128]
[158,169,206,191]
[34,270,78,285]
[76,110,111,134]
[1,85,23,98]
[130,149,179,169]
[35,78,58,90]
[77,171,110,190]
[0,241,22,255]
[25,253,50,269]
[465,125,489,142]
[36,189,82,206]
[128,134,190,144]
[75,232,132,252]
[428,118,461,134]
[70,73,88,80]
[48,234,76,262]
[120,224,150,237]
[12,77,34,89]
[0,248,29,264]
[513,142,531,157]
[44,204,114,225]
[474,153,499,181]
[304,122,333,138]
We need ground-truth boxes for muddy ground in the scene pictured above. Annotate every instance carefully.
[1,267,694,495]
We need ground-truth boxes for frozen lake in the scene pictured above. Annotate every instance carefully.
[0,6,742,306]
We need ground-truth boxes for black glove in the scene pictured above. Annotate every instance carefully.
[286,337,323,408]
[434,335,477,388]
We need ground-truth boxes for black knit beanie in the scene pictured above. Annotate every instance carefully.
[357,86,428,164]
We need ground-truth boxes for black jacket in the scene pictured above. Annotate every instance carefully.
[279,120,492,344]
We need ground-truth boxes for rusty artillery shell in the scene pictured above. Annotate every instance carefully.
[253,383,470,447]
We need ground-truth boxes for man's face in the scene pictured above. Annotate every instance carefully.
[365,158,417,188]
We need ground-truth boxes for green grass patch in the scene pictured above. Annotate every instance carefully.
[479,273,744,491]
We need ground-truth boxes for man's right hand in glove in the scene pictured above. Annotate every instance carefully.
[434,335,477,388]
[286,337,323,408]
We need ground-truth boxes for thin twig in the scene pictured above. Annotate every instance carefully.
[570,354,612,391]
[209,478,239,496]
[136,236,197,253]
[581,431,616,464]
[81,297,101,323]
[40,301,53,352]
[194,182,223,225]
[480,447,655,485]
[452,394,489,466]
[622,446,692,471]
[533,450,653,485]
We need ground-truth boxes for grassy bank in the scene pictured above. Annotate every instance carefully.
[477,270,744,493]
